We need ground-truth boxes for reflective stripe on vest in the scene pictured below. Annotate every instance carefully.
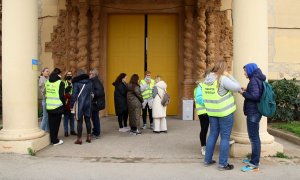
[140,79,155,100]
[45,80,63,110]
[194,86,207,115]
[202,81,236,117]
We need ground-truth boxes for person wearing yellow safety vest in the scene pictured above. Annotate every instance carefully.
[63,71,77,137]
[139,71,155,130]
[202,60,241,171]
[194,82,209,156]
[45,68,65,146]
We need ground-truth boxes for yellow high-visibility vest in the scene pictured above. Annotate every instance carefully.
[140,79,155,100]
[45,80,63,110]
[64,80,72,94]
[194,84,207,115]
[202,81,236,117]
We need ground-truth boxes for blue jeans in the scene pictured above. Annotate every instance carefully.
[40,100,49,132]
[63,110,75,133]
[247,113,262,167]
[205,113,234,167]
[91,110,101,136]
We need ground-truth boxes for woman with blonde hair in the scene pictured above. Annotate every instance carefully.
[202,60,241,170]
[152,75,168,133]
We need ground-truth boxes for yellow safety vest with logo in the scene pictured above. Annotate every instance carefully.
[194,84,207,115]
[64,81,73,94]
[201,81,236,117]
[45,80,63,110]
[140,79,155,100]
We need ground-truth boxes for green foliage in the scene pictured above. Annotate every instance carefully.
[27,148,36,156]
[273,152,291,159]
[271,79,300,122]
[271,121,300,137]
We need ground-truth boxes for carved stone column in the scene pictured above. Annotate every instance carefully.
[77,0,90,72]
[90,5,101,71]
[195,0,207,82]
[69,1,79,75]
[183,1,195,99]
[206,5,216,70]
[230,0,283,157]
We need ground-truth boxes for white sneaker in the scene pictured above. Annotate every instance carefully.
[124,127,130,130]
[141,124,147,129]
[53,139,63,146]
[201,146,206,156]
[122,128,129,132]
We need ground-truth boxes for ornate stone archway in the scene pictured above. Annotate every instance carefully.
[45,0,233,115]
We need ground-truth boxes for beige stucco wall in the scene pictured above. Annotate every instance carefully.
[268,0,300,80]
[222,0,300,80]
[38,0,66,72]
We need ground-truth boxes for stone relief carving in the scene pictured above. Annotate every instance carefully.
[76,2,90,72]
[195,0,207,82]
[217,11,233,70]
[183,5,194,82]
[205,6,216,70]
[90,5,101,70]
[68,5,79,74]
[48,10,68,73]
[45,0,234,88]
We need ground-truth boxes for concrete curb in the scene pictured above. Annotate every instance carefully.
[268,127,300,145]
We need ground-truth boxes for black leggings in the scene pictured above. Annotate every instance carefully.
[118,110,128,128]
[142,103,153,125]
[77,116,91,138]
[198,114,209,146]
[48,113,62,144]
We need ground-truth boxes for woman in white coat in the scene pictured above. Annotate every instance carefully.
[152,76,167,133]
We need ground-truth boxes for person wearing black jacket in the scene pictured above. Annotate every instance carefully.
[46,68,65,146]
[71,69,93,144]
[112,73,129,132]
[89,68,105,139]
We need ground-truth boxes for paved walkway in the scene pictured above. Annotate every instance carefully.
[0,117,300,179]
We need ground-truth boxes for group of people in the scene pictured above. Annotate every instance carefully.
[39,68,105,145]
[112,71,168,135]
[39,60,264,172]
[194,60,266,172]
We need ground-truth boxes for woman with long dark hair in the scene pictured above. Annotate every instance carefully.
[113,73,129,132]
[127,74,143,135]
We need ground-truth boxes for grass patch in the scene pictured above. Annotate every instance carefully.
[271,121,300,138]
[273,152,291,159]
[27,148,36,156]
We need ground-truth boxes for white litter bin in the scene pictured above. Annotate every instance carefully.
[182,99,194,120]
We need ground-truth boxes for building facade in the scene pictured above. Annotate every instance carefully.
[0,0,288,155]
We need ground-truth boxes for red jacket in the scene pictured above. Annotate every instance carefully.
[64,93,72,110]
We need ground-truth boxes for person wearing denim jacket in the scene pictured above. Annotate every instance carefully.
[39,68,50,132]
[239,63,265,172]
[203,60,241,171]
